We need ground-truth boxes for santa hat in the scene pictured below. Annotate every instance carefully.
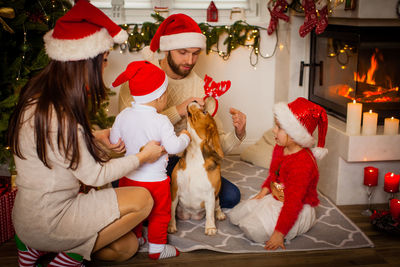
[273,97,328,160]
[149,13,206,52]
[44,0,128,61]
[112,61,168,104]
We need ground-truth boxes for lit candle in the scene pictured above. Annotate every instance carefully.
[346,100,362,135]
[384,172,400,193]
[364,166,378,186]
[383,117,399,135]
[362,110,378,136]
[390,199,400,221]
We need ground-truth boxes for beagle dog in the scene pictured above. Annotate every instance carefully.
[168,102,226,235]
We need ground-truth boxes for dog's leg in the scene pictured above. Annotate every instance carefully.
[204,192,217,235]
[215,197,226,221]
[168,194,179,233]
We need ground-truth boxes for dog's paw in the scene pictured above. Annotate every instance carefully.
[216,210,226,221]
[205,227,217,235]
[168,224,177,234]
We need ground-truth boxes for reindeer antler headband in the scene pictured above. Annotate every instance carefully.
[203,74,231,117]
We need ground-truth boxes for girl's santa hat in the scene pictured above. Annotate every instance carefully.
[44,0,128,61]
[112,61,168,104]
[273,97,328,160]
[149,13,206,52]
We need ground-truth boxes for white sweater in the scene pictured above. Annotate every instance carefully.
[110,104,190,182]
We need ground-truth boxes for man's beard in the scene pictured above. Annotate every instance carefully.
[167,52,194,78]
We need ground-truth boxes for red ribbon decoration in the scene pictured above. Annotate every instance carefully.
[203,74,231,117]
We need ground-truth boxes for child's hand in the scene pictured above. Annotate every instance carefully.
[180,129,191,141]
[251,187,270,200]
[264,231,285,250]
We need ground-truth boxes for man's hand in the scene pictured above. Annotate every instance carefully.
[264,231,285,251]
[93,128,126,154]
[229,108,246,140]
[176,97,204,117]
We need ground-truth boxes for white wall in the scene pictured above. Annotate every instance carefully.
[103,15,283,154]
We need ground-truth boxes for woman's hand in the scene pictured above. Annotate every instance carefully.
[264,231,285,250]
[251,187,270,200]
[137,141,166,164]
[93,128,126,154]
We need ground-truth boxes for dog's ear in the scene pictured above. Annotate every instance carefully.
[206,122,224,160]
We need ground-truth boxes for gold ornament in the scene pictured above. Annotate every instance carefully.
[0,7,15,33]
[0,7,15,19]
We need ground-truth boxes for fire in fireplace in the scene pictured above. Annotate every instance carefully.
[307,24,400,124]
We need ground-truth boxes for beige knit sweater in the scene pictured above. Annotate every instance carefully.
[12,104,141,260]
[119,59,242,154]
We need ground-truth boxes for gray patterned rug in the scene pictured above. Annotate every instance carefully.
[141,156,374,253]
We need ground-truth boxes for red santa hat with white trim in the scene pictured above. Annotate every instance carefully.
[112,61,168,104]
[44,0,128,61]
[149,13,206,52]
[273,97,328,160]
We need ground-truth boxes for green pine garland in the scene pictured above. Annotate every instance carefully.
[118,13,277,67]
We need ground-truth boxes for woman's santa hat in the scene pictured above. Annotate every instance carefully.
[112,61,168,104]
[149,13,206,52]
[273,97,328,159]
[44,0,128,61]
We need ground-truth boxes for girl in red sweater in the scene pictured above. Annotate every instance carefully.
[229,97,328,250]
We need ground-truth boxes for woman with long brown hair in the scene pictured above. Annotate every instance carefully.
[8,1,164,265]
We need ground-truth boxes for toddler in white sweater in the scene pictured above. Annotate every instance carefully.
[110,60,190,259]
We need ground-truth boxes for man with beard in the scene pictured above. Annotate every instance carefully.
[118,13,246,209]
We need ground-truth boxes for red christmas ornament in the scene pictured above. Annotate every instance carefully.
[207,1,218,22]
[203,74,231,117]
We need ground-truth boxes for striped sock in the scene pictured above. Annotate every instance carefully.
[15,235,48,267]
[138,236,147,247]
[148,244,179,260]
[48,252,84,267]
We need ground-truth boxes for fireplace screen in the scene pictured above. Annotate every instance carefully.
[308,25,400,124]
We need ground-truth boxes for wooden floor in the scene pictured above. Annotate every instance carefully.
[1,204,399,267]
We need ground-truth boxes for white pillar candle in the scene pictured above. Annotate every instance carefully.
[362,110,378,136]
[384,117,399,135]
[346,100,362,135]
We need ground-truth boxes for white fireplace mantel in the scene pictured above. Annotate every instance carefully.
[318,116,400,205]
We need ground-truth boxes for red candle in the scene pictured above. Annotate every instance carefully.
[390,199,400,220]
[364,166,378,186]
[384,172,400,193]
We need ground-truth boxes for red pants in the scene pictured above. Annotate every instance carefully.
[119,177,171,244]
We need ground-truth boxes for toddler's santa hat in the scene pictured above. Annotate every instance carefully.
[44,0,128,61]
[112,61,168,104]
[273,97,328,159]
[149,13,206,52]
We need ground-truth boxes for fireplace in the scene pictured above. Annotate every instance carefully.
[307,24,400,124]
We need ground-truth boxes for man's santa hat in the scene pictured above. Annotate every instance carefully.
[149,13,206,52]
[273,97,328,159]
[44,0,128,61]
[112,61,168,104]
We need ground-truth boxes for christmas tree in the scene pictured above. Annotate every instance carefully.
[0,0,115,171]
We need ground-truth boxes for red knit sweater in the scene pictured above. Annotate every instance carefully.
[262,145,320,236]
